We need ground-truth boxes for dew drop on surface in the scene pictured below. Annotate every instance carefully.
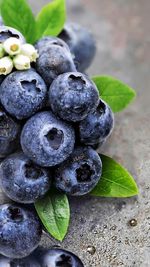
[87,245,96,255]
[110,225,117,230]
[93,230,98,234]
[129,219,137,227]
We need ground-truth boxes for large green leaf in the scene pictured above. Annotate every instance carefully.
[91,154,139,197]
[36,0,66,41]
[35,191,70,241]
[0,0,36,43]
[93,76,136,112]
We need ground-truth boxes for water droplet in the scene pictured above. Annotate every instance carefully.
[129,219,137,227]
[110,225,117,230]
[87,245,96,255]
[103,225,107,229]
[93,230,98,234]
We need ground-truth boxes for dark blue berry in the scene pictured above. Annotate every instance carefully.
[59,23,96,72]
[36,37,76,86]
[54,146,102,196]
[79,99,114,146]
[35,37,76,87]
[21,111,75,167]
[37,248,84,267]
[49,72,99,122]
[0,107,20,158]
[0,204,42,258]
[0,152,51,203]
[0,26,25,43]
[0,69,47,120]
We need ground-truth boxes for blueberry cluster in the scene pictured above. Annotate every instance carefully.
[0,23,114,264]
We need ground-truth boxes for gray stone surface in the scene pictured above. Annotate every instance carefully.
[1,0,150,266]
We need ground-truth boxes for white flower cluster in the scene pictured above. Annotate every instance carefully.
[0,37,39,75]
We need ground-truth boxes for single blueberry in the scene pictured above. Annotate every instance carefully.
[21,111,75,167]
[0,152,52,203]
[0,26,25,44]
[35,36,76,87]
[79,99,114,146]
[49,72,99,122]
[37,248,84,267]
[0,107,20,158]
[0,69,47,120]
[59,23,96,72]
[54,146,102,196]
[0,253,40,267]
[0,204,42,258]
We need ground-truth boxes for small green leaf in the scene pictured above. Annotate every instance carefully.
[91,154,139,197]
[0,0,2,12]
[35,191,70,241]
[1,0,36,44]
[36,0,66,41]
[92,76,136,112]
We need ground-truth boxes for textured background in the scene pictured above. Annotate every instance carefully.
[1,0,150,266]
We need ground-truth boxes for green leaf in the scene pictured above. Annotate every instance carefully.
[92,76,136,112]
[35,191,70,241]
[36,0,66,41]
[1,0,36,44]
[91,154,139,197]
[0,0,2,12]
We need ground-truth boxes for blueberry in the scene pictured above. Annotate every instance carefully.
[79,99,114,146]
[0,26,25,44]
[21,111,75,167]
[37,248,84,267]
[0,69,47,120]
[0,107,20,158]
[35,37,76,86]
[0,204,42,258]
[59,23,96,72]
[49,72,99,122]
[54,146,102,196]
[0,254,41,267]
[0,152,51,203]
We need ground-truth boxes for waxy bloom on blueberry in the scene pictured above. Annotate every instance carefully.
[0,44,5,58]
[21,43,39,62]
[0,56,13,75]
[3,37,21,56]
[13,54,30,70]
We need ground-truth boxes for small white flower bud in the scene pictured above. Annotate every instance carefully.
[0,44,5,58]
[0,56,13,75]
[13,55,30,70]
[21,43,39,62]
[3,37,21,56]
